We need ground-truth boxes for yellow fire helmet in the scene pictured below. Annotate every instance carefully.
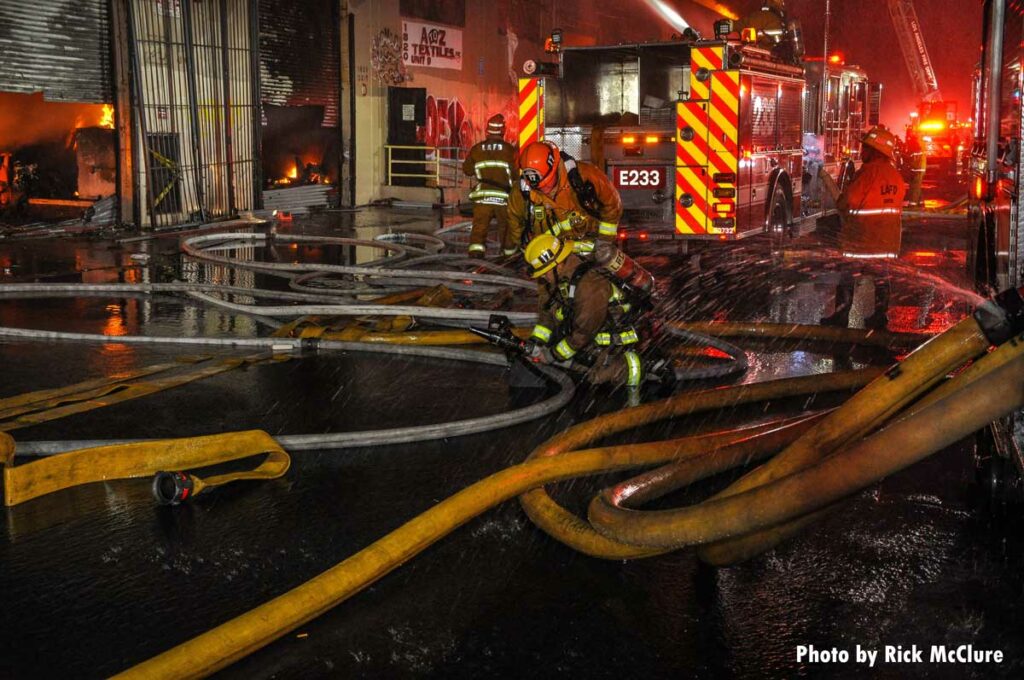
[862,125,898,160]
[524,233,575,278]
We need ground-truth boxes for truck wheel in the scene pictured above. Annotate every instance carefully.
[767,190,791,250]
[972,424,1024,509]
[967,213,997,296]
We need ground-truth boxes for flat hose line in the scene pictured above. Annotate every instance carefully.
[0,282,752,381]
[0,353,285,433]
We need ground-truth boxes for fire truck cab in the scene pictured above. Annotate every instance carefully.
[529,30,879,243]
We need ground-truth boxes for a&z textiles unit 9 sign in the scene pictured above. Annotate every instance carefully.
[402,20,463,70]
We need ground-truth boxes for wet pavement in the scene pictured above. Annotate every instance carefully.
[2,190,1024,679]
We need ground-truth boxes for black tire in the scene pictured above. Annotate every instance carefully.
[967,212,997,296]
[767,190,791,254]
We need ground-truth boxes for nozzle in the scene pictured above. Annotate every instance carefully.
[152,471,195,506]
[975,286,1024,345]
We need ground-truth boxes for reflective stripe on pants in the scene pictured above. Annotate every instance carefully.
[470,202,512,252]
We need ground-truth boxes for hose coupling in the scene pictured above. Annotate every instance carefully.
[975,286,1024,345]
[153,471,195,505]
[300,337,320,354]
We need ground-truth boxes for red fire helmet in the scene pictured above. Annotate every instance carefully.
[519,141,560,193]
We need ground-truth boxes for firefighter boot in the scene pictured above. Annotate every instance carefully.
[863,280,892,331]
[820,282,854,327]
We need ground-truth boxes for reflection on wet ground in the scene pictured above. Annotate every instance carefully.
[1,198,1023,678]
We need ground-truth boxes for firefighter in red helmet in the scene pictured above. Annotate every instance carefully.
[507,140,623,257]
[462,114,518,258]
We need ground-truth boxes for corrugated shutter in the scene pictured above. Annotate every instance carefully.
[0,0,113,103]
[259,0,339,128]
[778,82,803,149]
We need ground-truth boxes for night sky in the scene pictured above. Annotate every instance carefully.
[728,0,984,130]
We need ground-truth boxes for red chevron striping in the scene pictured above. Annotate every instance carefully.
[677,139,709,169]
[707,117,738,158]
[675,196,707,234]
[677,208,706,234]
[712,70,740,99]
[676,169,710,214]
[520,106,536,132]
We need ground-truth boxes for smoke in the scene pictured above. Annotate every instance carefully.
[0,92,107,150]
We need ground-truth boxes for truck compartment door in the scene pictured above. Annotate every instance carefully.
[708,70,741,235]
[676,100,711,235]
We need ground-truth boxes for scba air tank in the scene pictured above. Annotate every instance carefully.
[592,241,655,295]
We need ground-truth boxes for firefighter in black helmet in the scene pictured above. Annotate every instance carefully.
[462,114,517,258]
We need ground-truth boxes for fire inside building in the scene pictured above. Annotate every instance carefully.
[2,1,1024,678]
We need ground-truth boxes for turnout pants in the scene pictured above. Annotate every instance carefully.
[469,202,512,255]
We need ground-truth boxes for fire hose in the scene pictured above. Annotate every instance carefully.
[109,288,1024,678]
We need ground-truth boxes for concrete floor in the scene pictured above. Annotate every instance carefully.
[1,191,1023,679]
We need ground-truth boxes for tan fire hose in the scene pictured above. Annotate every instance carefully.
[0,353,285,432]
[113,308,1024,678]
[111,369,879,678]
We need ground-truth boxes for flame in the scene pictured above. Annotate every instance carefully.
[287,164,298,179]
[100,104,114,129]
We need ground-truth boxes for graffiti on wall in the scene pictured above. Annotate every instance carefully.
[418,94,519,157]
[371,28,408,86]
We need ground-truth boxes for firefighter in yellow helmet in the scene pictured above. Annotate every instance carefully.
[522,233,645,393]
[819,125,907,329]
[507,141,623,258]
[462,114,518,258]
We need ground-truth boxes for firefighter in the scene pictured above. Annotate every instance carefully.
[507,141,623,258]
[522,233,646,396]
[904,133,926,206]
[738,1,787,44]
[819,125,907,329]
[737,1,802,64]
[462,114,518,258]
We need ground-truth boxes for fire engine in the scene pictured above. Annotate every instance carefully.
[518,19,881,243]
[968,0,1024,498]
[887,0,966,180]
[907,101,967,179]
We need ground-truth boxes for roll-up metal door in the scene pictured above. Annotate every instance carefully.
[0,0,113,103]
[258,0,339,128]
[127,0,260,229]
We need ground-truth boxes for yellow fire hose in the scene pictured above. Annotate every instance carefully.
[589,334,1024,555]
[520,317,987,565]
[0,301,1011,676]
[0,356,204,416]
[112,369,878,678]
[2,430,289,507]
[112,306,1024,677]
